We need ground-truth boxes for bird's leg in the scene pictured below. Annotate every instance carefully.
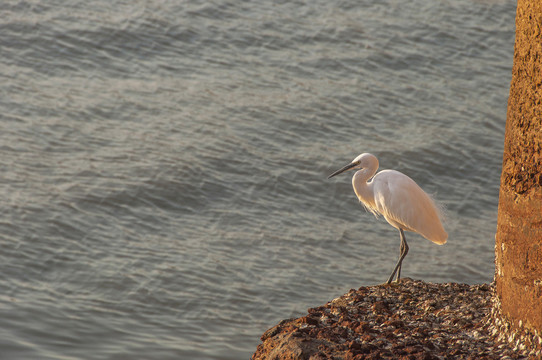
[397,238,405,280]
[396,229,409,282]
[386,229,409,284]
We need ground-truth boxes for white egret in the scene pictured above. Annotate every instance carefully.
[328,153,447,284]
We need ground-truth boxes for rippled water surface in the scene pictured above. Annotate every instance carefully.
[1,0,516,359]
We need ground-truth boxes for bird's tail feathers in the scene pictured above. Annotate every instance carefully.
[428,192,448,225]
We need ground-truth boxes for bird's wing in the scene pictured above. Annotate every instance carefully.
[372,170,447,244]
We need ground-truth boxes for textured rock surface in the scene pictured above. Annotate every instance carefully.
[251,279,541,359]
[495,0,542,338]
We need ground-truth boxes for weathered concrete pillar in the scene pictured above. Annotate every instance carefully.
[495,0,542,342]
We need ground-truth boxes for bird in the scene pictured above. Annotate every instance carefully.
[328,153,447,284]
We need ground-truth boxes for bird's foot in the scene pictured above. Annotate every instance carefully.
[382,277,411,286]
[381,280,399,286]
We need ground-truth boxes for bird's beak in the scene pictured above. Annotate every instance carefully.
[328,162,359,179]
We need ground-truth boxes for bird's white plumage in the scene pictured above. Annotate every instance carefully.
[366,170,447,244]
[348,153,447,245]
[328,152,447,283]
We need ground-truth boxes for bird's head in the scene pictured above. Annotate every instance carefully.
[328,153,378,179]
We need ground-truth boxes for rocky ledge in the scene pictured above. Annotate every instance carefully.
[251,279,542,360]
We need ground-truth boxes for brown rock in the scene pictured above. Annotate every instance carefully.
[495,0,542,342]
[371,301,390,315]
[251,279,538,359]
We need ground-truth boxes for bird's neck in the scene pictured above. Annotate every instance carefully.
[352,169,376,206]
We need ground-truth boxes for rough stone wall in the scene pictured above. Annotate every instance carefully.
[495,0,542,338]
